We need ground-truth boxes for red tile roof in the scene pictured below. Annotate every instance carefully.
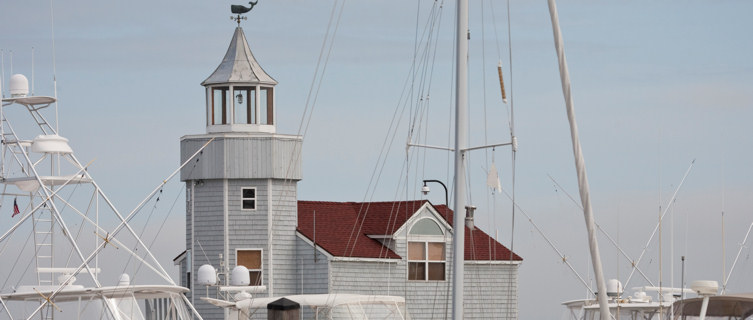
[297,200,522,261]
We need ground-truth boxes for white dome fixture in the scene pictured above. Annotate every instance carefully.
[606,279,623,297]
[9,74,29,98]
[230,265,250,286]
[118,273,131,286]
[31,135,73,154]
[197,264,217,286]
[690,280,719,296]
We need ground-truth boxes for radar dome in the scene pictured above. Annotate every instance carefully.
[118,273,131,286]
[9,74,29,97]
[197,264,217,286]
[690,280,718,296]
[606,279,623,297]
[230,266,250,286]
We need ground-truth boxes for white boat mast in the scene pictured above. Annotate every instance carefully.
[452,0,469,318]
[546,0,610,319]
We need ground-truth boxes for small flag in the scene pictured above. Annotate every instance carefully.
[12,198,20,218]
[487,162,502,193]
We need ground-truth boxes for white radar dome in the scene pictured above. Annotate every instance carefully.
[690,280,719,296]
[230,265,250,286]
[118,273,131,286]
[606,279,623,297]
[197,264,217,286]
[9,74,29,97]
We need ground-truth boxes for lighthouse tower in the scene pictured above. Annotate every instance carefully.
[178,25,302,319]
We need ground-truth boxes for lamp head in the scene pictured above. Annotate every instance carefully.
[421,184,430,195]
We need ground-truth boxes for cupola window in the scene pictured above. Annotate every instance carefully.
[260,87,273,125]
[233,87,256,124]
[211,87,228,125]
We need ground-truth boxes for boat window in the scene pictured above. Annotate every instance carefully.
[242,187,256,210]
[237,249,262,286]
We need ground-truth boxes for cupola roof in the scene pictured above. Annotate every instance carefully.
[201,27,277,86]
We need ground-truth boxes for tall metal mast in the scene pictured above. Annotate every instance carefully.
[452,0,469,318]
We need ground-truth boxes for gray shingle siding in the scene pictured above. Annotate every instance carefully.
[294,237,329,294]
[180,134,303,181]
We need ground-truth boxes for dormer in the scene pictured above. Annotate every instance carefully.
[202,27,277,134]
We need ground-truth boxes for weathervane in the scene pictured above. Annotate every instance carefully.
[231,1,258,26]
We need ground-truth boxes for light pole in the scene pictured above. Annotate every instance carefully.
[421,179,448,207]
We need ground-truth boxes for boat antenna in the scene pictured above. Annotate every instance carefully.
[31,47,34,96]
[50,0,60,133]
[723,221,753,293]
[1,50,5,98]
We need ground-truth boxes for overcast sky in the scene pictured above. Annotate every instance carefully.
[2,0,753,318]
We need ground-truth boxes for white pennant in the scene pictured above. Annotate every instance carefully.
[487,162,502,193]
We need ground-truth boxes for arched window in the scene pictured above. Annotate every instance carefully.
[408,218,446,281]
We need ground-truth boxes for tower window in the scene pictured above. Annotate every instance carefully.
[260,87,273,125]
[211,87,228,125]
[233,87,256,124]
[241,187,256,210]
[237,249,262,286]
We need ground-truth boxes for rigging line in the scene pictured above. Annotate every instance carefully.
[408,0,422,140]
[723,221,753,293]
[408,3,445,140]
[133,182,187,282]
[63,182,89,267]
[276,1,346,257]
[195,239,212,265]
[359,1,445,212]
[497,185,595,295]
[303,0,345,134]
[295,0,336,131]
[624,159,695,288]
[3,227,34,291]
[548,174,656,286]
[122,188,162,273]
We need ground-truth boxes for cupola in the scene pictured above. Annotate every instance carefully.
[202,27,277,133]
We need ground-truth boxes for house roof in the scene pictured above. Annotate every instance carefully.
[297,200,522,261]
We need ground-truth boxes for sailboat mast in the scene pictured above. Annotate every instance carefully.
[452,0,468,318]
[546,0,610,319]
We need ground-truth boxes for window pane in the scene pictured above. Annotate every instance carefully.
[428,263,445,280]
[242,188,255,198]
[428,242,445,260]
[249,88,256,124]
[212,88,227,125]
[249,271,262,286]
[408,262,425,280]
[260,87,272,125]
[242,200,255,210]
[233,88,249,124]
[409,219,443,235]
[238,250,261,269]
[408,242,425,260]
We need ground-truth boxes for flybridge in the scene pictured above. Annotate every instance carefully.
[0,69,206,318]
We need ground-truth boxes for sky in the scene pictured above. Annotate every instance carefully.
[2,0,753,318]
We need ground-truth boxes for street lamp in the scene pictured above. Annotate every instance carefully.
[421,179,448,206]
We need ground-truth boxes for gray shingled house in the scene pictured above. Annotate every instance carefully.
[173,25,522,320]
